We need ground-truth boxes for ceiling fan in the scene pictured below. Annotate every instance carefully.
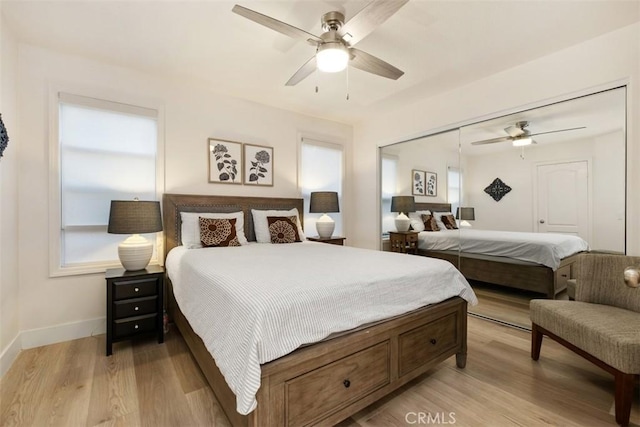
[470,121,586,147]
[232,1,407,86]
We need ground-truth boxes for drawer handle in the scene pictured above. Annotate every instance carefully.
[561,274,568,278]
[134,324,139,329]
[134,306,139,311]
[134,287,140,292]
[343,379,351,388]
[430,338,437,345]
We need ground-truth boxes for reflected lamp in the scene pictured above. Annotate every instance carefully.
[456,207,475,228]
[108,200,162,271]
[391,196,415,232]
[309,191,340,238]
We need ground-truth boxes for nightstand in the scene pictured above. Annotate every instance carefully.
[389,231,419,254]
[307,236,346,246]
[106,265,164,356]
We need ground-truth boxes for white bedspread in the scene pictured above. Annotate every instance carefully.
[166,242,476,415]
[418,229,589,270]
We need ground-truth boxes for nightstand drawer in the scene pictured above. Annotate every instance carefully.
[114,314,157,338]
[113,277,158,300]
[114,296,158,319]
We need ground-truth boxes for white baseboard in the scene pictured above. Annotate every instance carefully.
[21,317,106,350]
[0,332,22,379]
[0,317,106,379]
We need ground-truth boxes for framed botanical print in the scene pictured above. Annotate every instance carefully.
[244,144,273,186]
[208,138,242,184]
[412,169,426,196]
[425,171,437,196]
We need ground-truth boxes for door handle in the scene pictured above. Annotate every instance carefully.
[539,219,545,224]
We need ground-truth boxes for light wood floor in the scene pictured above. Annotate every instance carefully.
[1,317,638,426]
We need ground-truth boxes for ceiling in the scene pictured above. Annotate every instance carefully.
[2,0,639,125]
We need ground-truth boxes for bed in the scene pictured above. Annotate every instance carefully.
[162,194,476,427]
[413,202,587,298]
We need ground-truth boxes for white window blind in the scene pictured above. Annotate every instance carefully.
[447,166,461,216]
[58,93,158,268]
[381,155,398,235]
[300,138,344,237]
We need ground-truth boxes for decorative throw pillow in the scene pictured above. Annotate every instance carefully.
[421,213,440,231]
[267,216,301,244]
[441,214,458,230]
[199,217,241,247]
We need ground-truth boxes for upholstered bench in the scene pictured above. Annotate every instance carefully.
[530,254,640,426]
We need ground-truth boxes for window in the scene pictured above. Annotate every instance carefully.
[52,93,160,275]
[381,154,398,236]
[299,137,344,237]
[447,166,461,216]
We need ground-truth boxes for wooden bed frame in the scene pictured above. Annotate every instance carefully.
[414,202,580,299]
[162,194,468,427]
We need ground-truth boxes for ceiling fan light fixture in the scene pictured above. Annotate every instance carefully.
[316,42,349,73]
[512,136,533,147]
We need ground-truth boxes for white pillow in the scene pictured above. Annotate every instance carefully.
[180,211,248,248]
[252,208,305,243]
[408,210,431,232]
[433,212,453,231]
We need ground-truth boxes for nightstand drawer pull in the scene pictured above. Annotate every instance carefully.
[430,338,437,345]
[343,379,351,388]
[134,287,139,292]
[134,324,139,329]
[134,306,139,311]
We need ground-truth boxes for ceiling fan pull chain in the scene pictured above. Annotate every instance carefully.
[520,146,525,160]
[315,66,319,94]
[346,66,350,101]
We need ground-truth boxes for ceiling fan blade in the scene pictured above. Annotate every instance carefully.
[470,136,512,146]
[232,5,322,44]
[529,126,587,137]
[338,0,409,46]
[285,56,317,86]
[349,48,404,80]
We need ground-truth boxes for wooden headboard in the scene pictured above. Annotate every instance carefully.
[162,194,304,256]
[415,202,452,212]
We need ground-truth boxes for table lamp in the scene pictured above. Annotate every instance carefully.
[391,196,415,232]
[456,207,475,227]
[309,191,340,238]
[108,199,163,271]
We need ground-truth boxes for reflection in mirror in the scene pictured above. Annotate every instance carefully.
[378,87,626,329]
[380,130,460,251]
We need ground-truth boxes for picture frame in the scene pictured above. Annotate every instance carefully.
[425,171,437,196]
[244,143,274,186]
[208,138,243,184]
[412,169,426,196]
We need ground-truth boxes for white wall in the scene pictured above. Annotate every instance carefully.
[15,44,352,348]
[463,131,625,252]
[0,11,21,376]
[352,23,640,255]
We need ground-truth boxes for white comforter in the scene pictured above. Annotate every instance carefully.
[418,229,589,270]
[166,242,476,415]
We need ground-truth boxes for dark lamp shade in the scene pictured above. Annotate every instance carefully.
[108,200,163,234]
[456,207,475,221]
[309,191,340,213]
[390,196,415,213]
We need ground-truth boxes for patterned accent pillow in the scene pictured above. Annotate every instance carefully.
[199,217,241,247]
[421,213,440,232]
[441,214,458,230]
[267,216,301,244]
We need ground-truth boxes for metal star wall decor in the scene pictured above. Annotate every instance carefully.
[484,178,512,202]
[0,114,8,158]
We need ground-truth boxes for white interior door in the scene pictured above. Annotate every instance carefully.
[536,161,589,239]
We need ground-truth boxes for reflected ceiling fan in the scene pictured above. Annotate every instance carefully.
[470,121,586,147]
[232,1,407,86]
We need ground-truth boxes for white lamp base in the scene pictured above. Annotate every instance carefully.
[316,213,335,238]
[395,213,411,232]
[118,234,153,271]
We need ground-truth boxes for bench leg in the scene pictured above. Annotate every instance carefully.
[614,371,634,426]
[531,323,543,361]
[456,352,466,369]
